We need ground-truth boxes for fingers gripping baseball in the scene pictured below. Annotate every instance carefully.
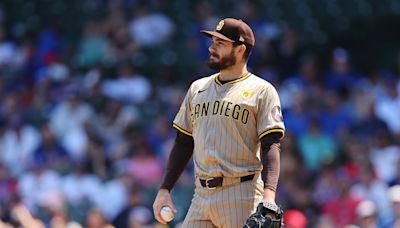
[160,206,175,222]
[153,189,177,224]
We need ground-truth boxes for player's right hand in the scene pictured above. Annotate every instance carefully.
[153,189,177,224]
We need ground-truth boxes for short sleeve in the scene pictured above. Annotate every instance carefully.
[173,88,193,136]
[257,85,285,139]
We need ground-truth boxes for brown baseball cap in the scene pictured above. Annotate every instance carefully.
[201,18,255,47]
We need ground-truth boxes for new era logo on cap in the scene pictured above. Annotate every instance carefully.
[201,18,255,47]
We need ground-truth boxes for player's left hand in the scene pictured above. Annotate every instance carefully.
[243,203,283,228]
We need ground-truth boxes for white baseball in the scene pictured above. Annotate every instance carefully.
[160,206,174,222]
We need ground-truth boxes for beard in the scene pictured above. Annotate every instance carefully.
[207,49,236,70]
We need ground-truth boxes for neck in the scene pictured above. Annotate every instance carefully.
[219,62,248,81]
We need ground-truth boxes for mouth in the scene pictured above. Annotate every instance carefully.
[209,53,219,59]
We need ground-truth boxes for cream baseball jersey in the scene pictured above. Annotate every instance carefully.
[173,73,285,178]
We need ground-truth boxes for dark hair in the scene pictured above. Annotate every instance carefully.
[234,42,252,62]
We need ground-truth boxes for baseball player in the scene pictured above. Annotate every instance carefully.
[153,18,285,228]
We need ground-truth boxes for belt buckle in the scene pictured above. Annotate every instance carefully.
[205,178,216,189]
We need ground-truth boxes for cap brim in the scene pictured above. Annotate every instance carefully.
[200,30,235,42]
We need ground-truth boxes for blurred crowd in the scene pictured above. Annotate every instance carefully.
[0,0,399,227]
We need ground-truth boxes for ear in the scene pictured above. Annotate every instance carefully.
[236,44,247,60]
[237,44,246,54]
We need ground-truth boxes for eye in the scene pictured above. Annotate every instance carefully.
[216,41,225,46]
[210,38,226,47]
[211,41,222,47]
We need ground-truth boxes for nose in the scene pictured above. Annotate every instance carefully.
[208,42,216,53]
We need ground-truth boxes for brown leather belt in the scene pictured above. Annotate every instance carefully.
[199,174,255,189]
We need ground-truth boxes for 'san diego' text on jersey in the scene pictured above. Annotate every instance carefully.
[191,100,250,124]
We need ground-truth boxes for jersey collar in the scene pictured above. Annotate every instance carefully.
[215,72,252,86]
